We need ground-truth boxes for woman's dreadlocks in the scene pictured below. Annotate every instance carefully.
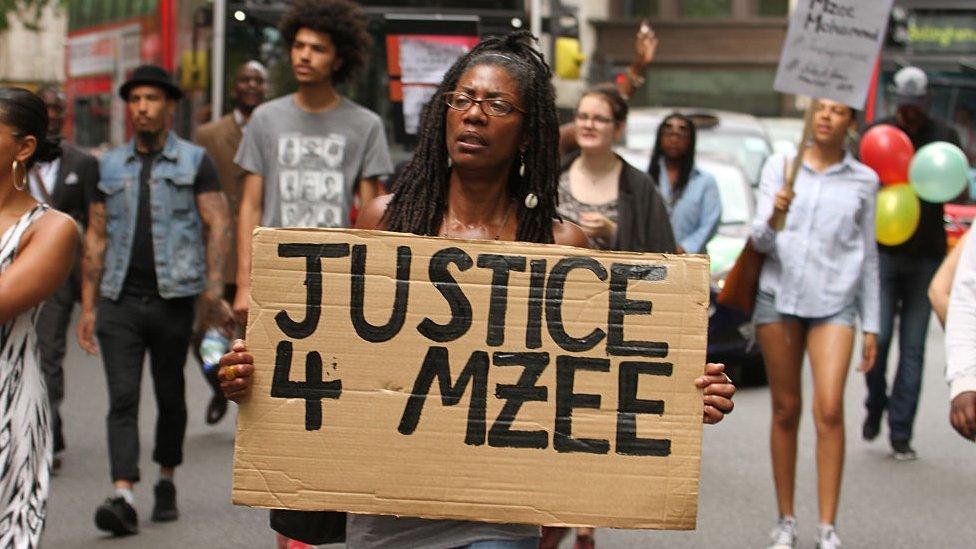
[384,31,561,244]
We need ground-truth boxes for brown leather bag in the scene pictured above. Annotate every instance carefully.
[716,155,797,316]
[716,239,765,315]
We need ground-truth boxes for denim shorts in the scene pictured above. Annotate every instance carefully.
[753,290,857,328]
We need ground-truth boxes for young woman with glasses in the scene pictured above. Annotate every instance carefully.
[648,114,721,255]
[556,84,676,256]
[217,33,735,549]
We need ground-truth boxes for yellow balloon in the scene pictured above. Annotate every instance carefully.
[876,184,921,246]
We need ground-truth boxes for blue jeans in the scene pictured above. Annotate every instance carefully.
[462,538,540,549]
[864,252,941,443]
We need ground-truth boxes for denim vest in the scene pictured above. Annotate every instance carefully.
[98,133,207,300]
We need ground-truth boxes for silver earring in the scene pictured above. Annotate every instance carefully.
[447,156,453,168]
[11,160,25,191]
[524,193,538,209]
[518,152,525,177]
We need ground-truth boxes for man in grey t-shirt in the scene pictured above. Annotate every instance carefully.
[235,94,391,228]
[231,0,392,326]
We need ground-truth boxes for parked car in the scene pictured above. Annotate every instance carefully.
[614,148,766,385]
[623,107,773,186]
[945,202,976,250]
[761,117,804,158]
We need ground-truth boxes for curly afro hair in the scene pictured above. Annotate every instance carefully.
[278,0,372,86]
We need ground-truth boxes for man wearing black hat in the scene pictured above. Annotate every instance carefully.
[77,64,232,536]
[862,66,962,461]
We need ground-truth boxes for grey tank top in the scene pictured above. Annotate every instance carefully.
[556,170,619,250]
[345,513,539,549]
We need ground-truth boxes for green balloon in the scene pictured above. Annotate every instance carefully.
[909,142,969,203]
[876,184,920,246]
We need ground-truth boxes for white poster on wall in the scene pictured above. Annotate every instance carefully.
[399,38,470,85]
[773,0,895,109]
[402,85,438,135]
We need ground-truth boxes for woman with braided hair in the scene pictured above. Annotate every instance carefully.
[371,31,573,245]
[218,32,735,549]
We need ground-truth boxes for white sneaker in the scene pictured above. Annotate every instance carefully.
[766,516,797,549]
[816,524,842,549]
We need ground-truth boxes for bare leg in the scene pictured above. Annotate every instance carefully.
[757,321,806,517]
[806,323,855,524]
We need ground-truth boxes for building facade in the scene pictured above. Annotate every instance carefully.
[588,0,791,116]
[65,0,209,148]
[0,3,66,89]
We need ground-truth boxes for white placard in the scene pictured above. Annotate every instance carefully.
[402,85,438,135]
[774,0,894,108]
[399,38,470,85]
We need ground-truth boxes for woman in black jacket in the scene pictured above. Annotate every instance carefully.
[556,84,676,254]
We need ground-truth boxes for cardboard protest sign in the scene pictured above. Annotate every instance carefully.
[774,0,894,108]
[233,228,709,530]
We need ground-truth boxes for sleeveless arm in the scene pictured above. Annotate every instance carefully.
[0,212,77,325]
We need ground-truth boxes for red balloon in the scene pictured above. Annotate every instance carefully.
[859,124,914,185]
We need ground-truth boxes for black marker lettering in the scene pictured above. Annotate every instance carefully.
[275,243,350,339]
[545,257,608,353]
[607,263,668,357]
[417,248,474,343]
[554,355,610,454]
[616,361,671,456]
[398,346,488,446]
[270,341,342,431]
[350,244,411,342]
[525,259,546,349]
[488,352,549,449]
[477,254,526,346]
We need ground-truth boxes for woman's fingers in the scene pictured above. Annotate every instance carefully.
[220,349,253,368]
[219,362,254,380]
[703,405,724,425]
[698,363,734,424]
[703,380,736,399]
[704,394,734,414]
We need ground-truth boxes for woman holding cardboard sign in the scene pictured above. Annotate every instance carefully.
[751,99,879,549]
[219,32,735,549]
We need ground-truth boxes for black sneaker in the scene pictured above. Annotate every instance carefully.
[206,393,228,425]
[152,479,179,522]
[891,439,917,461]
[94,496,138,536]
[862,411,882,441]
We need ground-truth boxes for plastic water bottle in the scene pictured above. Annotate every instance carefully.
[200,328,230,374]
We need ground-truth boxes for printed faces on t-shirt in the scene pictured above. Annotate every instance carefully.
[277,132,347,228]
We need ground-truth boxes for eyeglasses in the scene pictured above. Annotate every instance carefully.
[574,112,614,126]
[443,91,525,117]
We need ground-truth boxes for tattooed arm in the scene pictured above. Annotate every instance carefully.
[196,190,233,330]
[77,202,106,355]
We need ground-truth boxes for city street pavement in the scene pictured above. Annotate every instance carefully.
[44,313,976,548]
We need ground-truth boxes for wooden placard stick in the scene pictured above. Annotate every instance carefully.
[770,99,816,231]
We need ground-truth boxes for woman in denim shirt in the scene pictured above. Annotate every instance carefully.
[649,114,721,254]
[751,99,880,549]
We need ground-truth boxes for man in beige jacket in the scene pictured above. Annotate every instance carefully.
[192,60,267,424]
